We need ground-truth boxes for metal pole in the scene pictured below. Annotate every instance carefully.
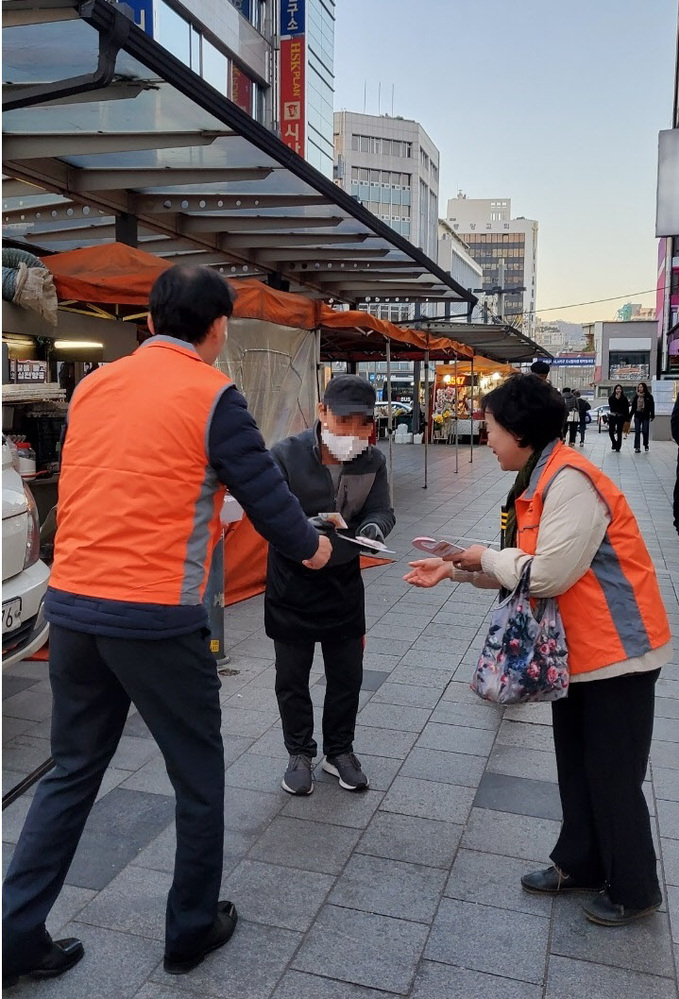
[204,533,229,666]
[470,353,475,464]
[386,338,393,503]
[454,351,459,474]
[423,347,429,489]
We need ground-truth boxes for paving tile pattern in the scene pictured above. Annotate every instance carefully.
[3,436,679,996]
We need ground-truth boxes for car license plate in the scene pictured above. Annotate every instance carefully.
[2,598,22,633]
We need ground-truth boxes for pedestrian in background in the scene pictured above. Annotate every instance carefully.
[266,375,395,796]
[405,374,671,928]
[608,384,630,452]
[2,266,332,987]
[672,394,679,536]
[574,390,590,447]
[631,381,655,453]
[530,359,551,382]
[561,387,580,446]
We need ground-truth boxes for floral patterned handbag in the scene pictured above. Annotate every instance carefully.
[471,562,569,704]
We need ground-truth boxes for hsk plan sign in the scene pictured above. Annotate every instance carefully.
[279,0,305,156]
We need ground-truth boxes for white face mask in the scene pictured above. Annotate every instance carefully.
[321,427,370,463]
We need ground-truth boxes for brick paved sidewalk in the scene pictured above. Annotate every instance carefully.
[3,431,678,998]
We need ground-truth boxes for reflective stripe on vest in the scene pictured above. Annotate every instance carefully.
[50,336,231,606]
[515,440,670,675]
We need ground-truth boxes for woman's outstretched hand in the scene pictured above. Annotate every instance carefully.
[403,558,452,588]
[451,545,487,572]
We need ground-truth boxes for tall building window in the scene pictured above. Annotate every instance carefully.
[202,38,229,95]
[157,0,190,64]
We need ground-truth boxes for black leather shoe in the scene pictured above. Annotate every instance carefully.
[164,901,238,975]
[583,891,662,926]
[3,937,84,987]
[521,866,603,895]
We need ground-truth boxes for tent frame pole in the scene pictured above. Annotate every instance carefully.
[470,353,475,464]
[423,346,429,489]
[386,338,394,503]
[454,351,459,475]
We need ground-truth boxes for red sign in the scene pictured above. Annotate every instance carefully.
[231,64,253,114]
[280,36,305,156]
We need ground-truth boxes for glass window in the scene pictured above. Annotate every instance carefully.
[360,135,370,152]
[202,38,228,94]
[351,167,360,182]
[157,1,190,65]
[380,188,391,204]
[359,168,369,182]
[190,26,201,72]
[608,352,650,380]
[382,139,391,156]
[230,64,253,113]
[370,169,380,184]
[351,134,359,151]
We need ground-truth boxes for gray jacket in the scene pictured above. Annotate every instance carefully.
[270,423,395,566]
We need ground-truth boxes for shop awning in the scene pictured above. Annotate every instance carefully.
[408,320,551,364]
[3,0,477,313]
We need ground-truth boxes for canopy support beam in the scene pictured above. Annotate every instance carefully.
[3,4,130,112]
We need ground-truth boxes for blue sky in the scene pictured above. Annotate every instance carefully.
[333,0,677,323]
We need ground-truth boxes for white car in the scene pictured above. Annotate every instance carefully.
[2,437,50,667]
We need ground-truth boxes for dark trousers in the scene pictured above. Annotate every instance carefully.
[2,625,225,965]
[274,637,363,758]
[550,669,661,909]
[567,421,580,445]
[634,414,650,450]
[674,451,679,536]
[608,414,624,450]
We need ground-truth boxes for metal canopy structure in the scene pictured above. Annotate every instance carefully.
[2,0,477,312]
[410,320,552,364]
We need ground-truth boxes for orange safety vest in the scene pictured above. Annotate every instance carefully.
[515,440,670,676]
[50,336,231,606]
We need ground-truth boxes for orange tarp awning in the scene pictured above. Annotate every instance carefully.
[42,243,473,357]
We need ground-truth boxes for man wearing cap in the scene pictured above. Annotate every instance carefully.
[265,374,395,795]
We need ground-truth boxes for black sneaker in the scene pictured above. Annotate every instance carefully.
[583,891,661,926]
[281,754,314,795]
[322,752,369,791]
[521,865,602,895]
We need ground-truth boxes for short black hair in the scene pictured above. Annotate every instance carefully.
[149,265,236,343]
[530,360,550,376]
[481,373,566,450]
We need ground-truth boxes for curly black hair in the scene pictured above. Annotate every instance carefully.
[481,373,567,450]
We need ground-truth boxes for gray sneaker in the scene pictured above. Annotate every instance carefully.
[281,754,314,795]
[322,752,369,791]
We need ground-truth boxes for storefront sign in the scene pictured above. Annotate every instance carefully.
[280,0,305,36]
[541,356,595,367]
[13,359,47,384]
[280,36,305,156]
[125,0,154,36]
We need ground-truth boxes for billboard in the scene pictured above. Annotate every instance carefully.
[125,0,154,36]
[279,0,305,156]
[280,0,305,36]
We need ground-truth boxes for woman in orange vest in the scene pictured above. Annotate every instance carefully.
[405,373,672,927]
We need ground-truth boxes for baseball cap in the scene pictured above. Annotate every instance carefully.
[323,374,376,417]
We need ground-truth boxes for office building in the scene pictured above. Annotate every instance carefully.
[446,194,538,336]
[333,111,440,260]
[437,219,483,316]
[127,0,336,176]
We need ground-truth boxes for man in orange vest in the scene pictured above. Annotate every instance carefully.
[2,265,331,986]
